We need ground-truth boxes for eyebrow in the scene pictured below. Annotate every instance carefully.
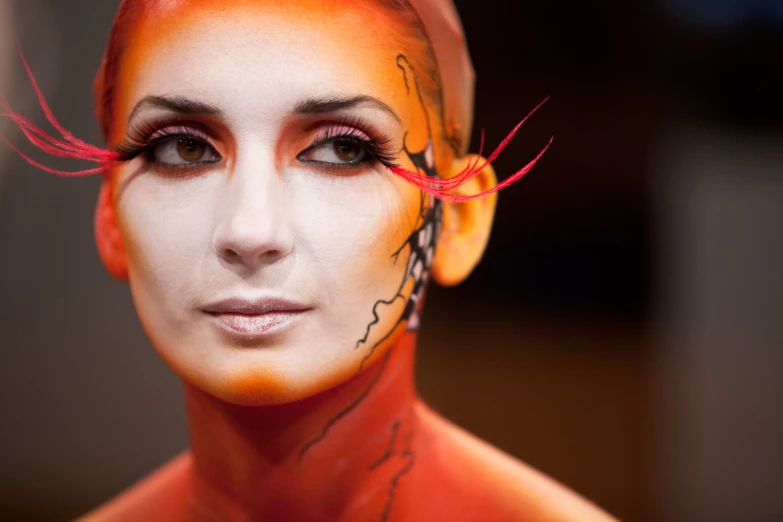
[127,94,401,126]
[128,96,221,124]
[294,95,401,123]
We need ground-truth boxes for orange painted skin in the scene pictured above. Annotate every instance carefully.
[79,1,618,521]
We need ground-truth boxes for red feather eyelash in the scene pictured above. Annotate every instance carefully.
[0,51,122,177]
[390,97,552,202]
[1,50,552,199]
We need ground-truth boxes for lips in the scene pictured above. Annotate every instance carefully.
[202,297,311,339]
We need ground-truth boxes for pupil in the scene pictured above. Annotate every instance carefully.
[177,138,205,161]
[334,140,361,162]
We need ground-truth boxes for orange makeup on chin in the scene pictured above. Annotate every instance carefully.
[107,0,443,405]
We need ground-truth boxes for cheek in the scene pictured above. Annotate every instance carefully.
[291,173,417,292]
[116,171,218,306]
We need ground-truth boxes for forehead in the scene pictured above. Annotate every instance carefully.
[114,0,413,130]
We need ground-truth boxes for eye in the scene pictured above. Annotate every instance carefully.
[148,135,221,167]
[298,137,370,165]
[332,139,366,163]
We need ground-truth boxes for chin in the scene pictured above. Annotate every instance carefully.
[179,356,342,407]
[182,366,296,406]
[148,322,366,407]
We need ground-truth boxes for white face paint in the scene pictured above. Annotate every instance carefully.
[111,3,441,405]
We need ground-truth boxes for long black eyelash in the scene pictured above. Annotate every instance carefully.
[310,115,399,168]
[113,118,214,162]
[114,115,397,167]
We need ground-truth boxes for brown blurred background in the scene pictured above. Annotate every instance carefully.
[1,1,781,521]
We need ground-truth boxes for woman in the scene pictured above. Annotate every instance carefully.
[4,0,616,520]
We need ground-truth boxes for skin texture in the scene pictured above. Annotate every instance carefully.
[82,1,618,520]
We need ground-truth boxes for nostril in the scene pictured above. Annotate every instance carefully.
[220,247,242,263]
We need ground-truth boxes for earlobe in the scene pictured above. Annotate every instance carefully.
[431,155,498,287]
[94,178,129,280]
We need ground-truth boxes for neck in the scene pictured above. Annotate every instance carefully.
[184,332,419,522]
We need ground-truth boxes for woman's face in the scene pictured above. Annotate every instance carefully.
[110,0,446,405]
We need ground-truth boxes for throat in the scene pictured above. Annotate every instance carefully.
[183,333,419,522]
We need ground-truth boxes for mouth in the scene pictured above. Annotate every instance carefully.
[201,297,312,339]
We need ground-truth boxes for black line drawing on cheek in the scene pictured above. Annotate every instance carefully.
[353,54,443,372]
[299,54,443,462]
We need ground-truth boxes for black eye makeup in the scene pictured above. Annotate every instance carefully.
[114,118,222,169]
[114,114,399,173]
[296,116,398,170]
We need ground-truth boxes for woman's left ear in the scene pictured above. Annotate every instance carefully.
[431,155,498,286]
[94,178,129,280]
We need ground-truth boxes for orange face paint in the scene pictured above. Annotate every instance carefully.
[105,0,447,406]
[0,4,620,522]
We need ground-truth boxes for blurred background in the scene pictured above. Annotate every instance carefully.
[1,1,781,521]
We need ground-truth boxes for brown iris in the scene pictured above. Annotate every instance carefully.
[333,140,363,162]
[176,137,206,162]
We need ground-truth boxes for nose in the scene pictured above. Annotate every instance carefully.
[212,149,293,269]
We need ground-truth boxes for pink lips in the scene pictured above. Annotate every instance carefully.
[202,297,311,339]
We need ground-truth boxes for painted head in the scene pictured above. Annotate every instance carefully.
[4,0,549,407]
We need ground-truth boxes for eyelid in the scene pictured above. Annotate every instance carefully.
[304,115,382,141]
[313,123,371,141]
[146,124,223,155]
[296,123,398,169]
[150,124,211,140]
[299,123,369,158]
[150,139,222,170]
[115,116,228,162]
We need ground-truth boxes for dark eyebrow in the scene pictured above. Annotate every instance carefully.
[294,95,401,123]
[128,95,222,124]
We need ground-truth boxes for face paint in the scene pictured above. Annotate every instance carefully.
[354,53,443,372]
[106,1,445,406]
[0,4,618,522]
[1,0,548,407]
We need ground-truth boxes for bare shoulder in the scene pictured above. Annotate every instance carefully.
[75,452,193,522]
[415,402,620,522]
